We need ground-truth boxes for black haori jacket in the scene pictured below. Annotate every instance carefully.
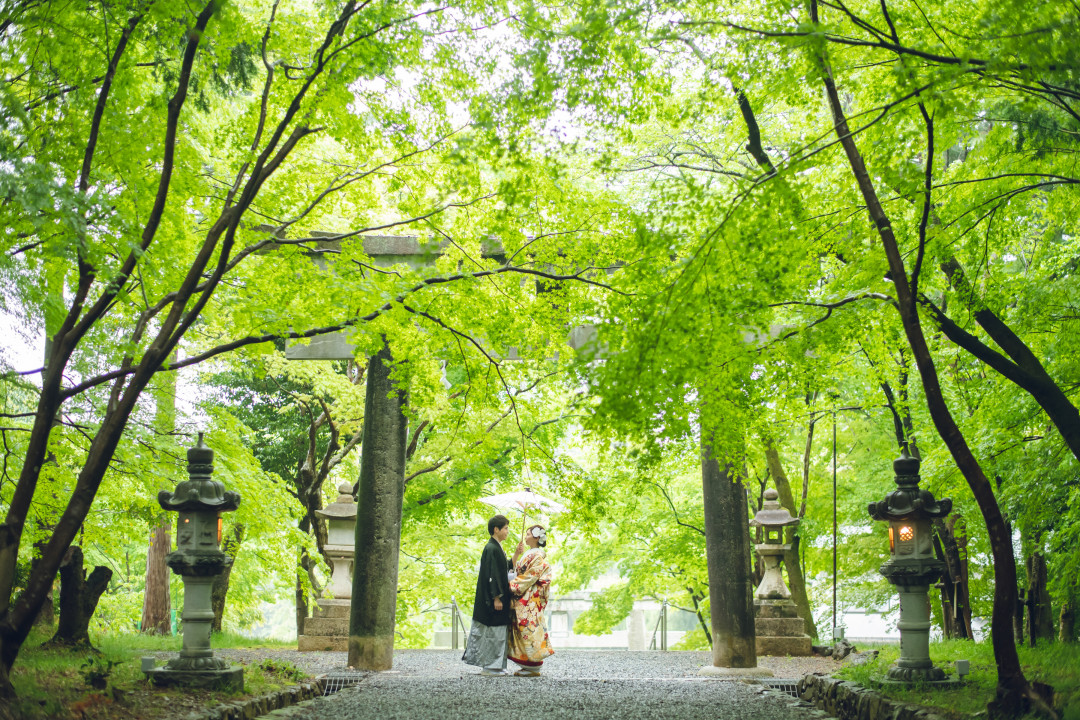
[472,537,513,626]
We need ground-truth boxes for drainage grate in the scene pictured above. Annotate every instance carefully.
[321,670,367,696]
[763,679,801,698]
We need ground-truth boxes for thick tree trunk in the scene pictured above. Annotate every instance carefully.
[348,342,408,671]
[140,519,172,634]
[41,547,112,651]
[701,431,757,668]
[211,524,244,633]
[765,446,818,639]
[813,22,1044,714]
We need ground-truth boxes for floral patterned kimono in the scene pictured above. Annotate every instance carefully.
[507,547,554,668]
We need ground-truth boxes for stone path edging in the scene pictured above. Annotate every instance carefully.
[798,674,949,720]
[178,680,324,720]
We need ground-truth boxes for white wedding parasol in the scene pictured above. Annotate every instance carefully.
[478,487,566,536]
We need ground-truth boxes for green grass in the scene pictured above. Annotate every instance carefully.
[836,640,1080,720]
[8,627,308,719]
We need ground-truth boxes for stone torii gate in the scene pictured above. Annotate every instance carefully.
[285,234,597,671]
[285,233,763,675]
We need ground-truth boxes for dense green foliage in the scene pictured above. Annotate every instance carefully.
[1,0,1078,710]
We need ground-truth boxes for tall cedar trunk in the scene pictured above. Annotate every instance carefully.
[764,446,818,639]
[348,342,407,671]
[211,524,244,633]
[813,18,1042,714]
[701,430,757,668]
[1025,548,1053,647]
[42,547,112,650]
[140,519,172,634]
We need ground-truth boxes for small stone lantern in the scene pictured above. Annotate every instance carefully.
[316,482,358,600]
[750,489,811,655]
[145,434,243,689]
[298,482,357,651]
[751,489,800,600]
[868,451,952,683]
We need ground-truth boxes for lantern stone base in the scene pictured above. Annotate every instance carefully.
[755,600,812,657]
[145,665,244,691]
[298,598,350,652]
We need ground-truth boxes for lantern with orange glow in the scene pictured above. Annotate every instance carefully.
[867,450,953,684]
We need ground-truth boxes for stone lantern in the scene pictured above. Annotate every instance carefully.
[868,451,952,683]
[298,482,357,651]
[145,434,242,690]
[750,488,811,656]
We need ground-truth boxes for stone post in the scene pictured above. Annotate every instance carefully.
[349,341,408,670]
[145,435,243,690]
[698,427,771,677]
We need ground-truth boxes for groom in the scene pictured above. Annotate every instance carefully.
[462,514,517,676]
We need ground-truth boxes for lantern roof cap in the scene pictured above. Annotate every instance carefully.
[868,450,952,522]
[187,432,214,466]
[750,488,799,528]
[316,481,357,520]
[159,434,240,512]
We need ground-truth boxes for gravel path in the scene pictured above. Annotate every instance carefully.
[250,650,838,720]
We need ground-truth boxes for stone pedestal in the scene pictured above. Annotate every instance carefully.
[298,598,350,651]
[755,599,812,656]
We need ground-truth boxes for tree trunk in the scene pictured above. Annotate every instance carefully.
[701,429,757,668]
[295,568,308,637]
[1060,597,1076,643]
[764,446,818,639]
[688,589,712,646]
[140,519,172,634]
[933,515,973,640]
[28,552,55,629]
[813,22,1044,714]
[41,547,112,651]
[211,524,244,633]
[348,341,408,671]
[143,350,177,635]
[1025,548,1053,646]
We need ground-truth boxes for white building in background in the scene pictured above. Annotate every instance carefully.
[432,568,704,650]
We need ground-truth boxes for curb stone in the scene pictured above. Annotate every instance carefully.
[180,680,324,720]
[798,674,950,720]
